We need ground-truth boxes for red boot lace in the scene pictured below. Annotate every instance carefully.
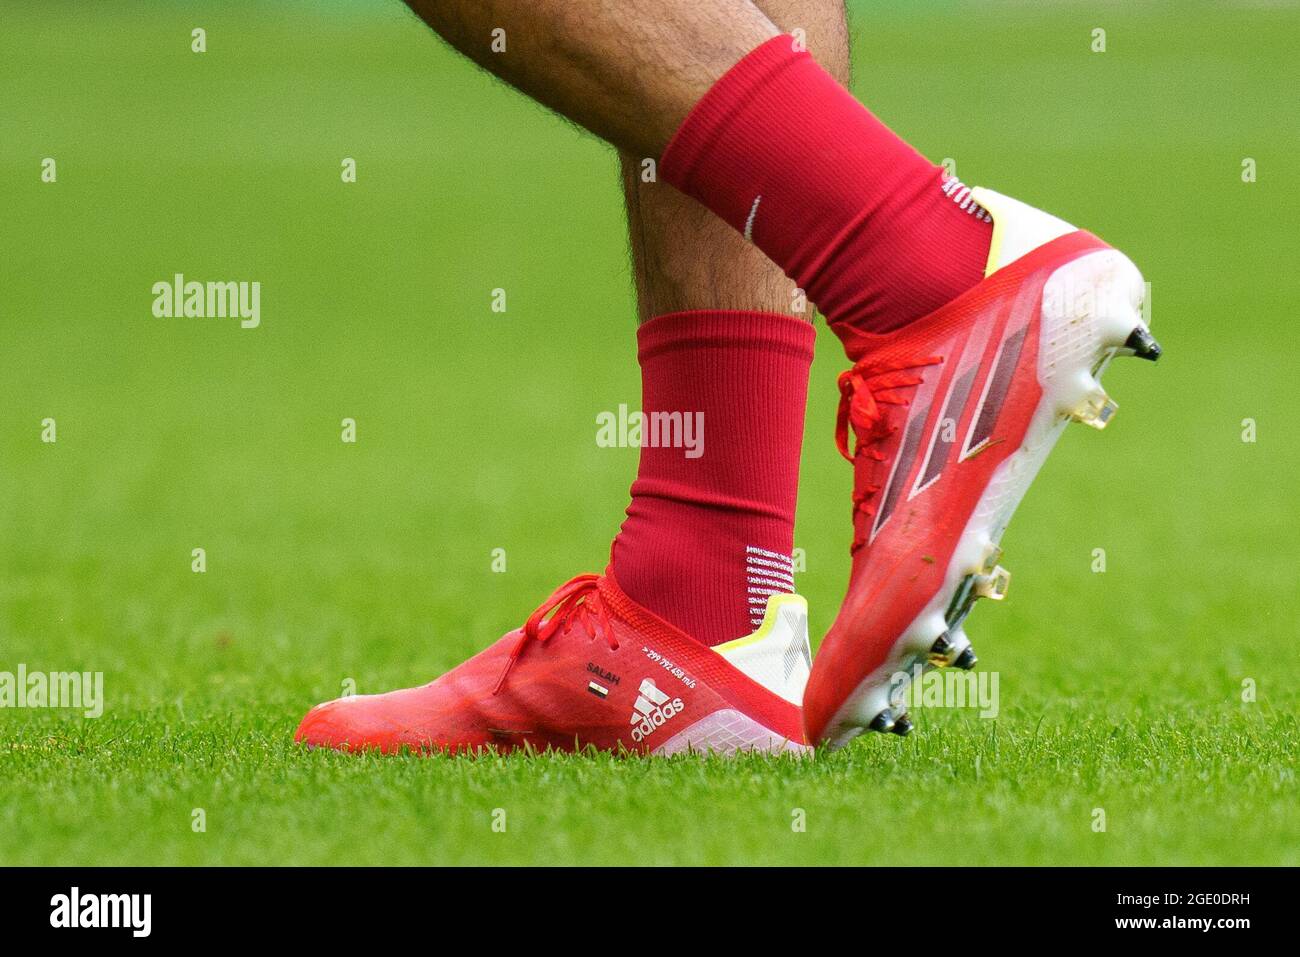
[492,574,619,695]
[835,355,943,552]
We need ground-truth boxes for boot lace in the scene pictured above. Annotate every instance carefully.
[492,574,618,695]
[835,355,943,551]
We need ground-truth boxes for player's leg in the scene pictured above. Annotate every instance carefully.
[403,0,775,158]
[295,2,845,758]
[608,0,847,652]
[620,155,794,325]
[618,0,849,324]
[618,0,852,325]
[296,2,846,758]
[403,0,992,340]
[307,1,1162,753]
[575,2,1160,746]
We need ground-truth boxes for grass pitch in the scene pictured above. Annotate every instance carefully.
[1,1,1296,866]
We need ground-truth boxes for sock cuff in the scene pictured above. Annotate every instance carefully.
[662,35,808,196]
[637,309,815,364]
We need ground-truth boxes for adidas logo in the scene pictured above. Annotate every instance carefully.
[628,678,684,743]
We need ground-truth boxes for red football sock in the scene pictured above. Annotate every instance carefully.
[610,310,814,647]
[661,35,992,352]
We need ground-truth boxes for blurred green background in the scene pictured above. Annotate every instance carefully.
[0,0,1295,865]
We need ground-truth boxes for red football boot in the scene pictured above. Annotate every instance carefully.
[804,188,1162,747]
[296,572,811,756]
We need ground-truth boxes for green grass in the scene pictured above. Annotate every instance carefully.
[1,0,1296,866]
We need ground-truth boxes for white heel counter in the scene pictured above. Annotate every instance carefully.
[972,186,1076,276]
[714,594,811,705]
